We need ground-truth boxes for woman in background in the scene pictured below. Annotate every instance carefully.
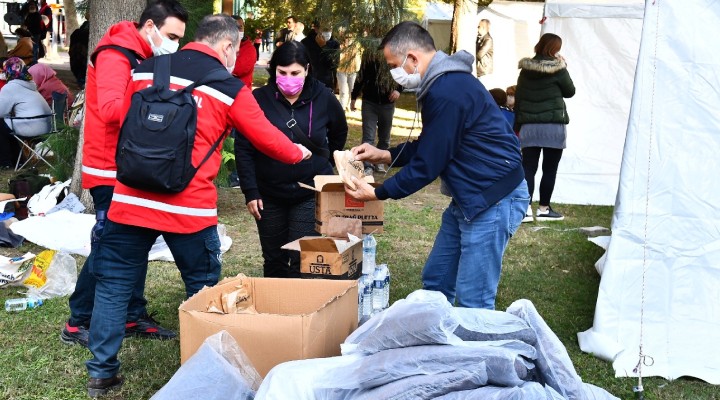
[235,41,347,278]
[0,57,52,168]
[515,33,575,222]
[29,63,74,107]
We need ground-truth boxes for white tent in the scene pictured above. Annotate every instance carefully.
[422,0,642,205]
[422,2,453,52]
[539,0,644,205]
[578,0,720,384]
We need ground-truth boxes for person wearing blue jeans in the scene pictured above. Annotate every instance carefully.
[86,221,221,380]
[62,186,174,347]
[347,22,528,309]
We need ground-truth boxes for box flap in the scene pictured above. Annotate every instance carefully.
[314,175,374,190]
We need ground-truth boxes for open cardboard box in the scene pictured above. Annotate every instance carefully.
[179,274,358,377]
[300,175,384,234]
[282,233,362,280]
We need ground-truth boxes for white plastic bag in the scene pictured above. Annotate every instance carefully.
[152,331,261,400]
[24,252,77,300]
[341,289,462,356]
[27,179,71,216]
[0,253,35,288]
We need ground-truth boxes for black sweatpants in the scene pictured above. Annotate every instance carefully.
[521,147,563,206]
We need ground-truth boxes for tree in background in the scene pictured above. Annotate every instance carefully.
[63,0,80,39]
[69,0,146,204]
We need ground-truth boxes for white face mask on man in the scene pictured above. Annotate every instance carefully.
[238,31,244,40]
[224,44,236,73]
[148,25,179,56]
[321,32,332,41]
[390,54,421,89]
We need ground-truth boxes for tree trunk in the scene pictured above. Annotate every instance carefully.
[69,0,147,209]
[450,0,492,54]
[63,0,79,39]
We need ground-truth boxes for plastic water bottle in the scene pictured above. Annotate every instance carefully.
[372,266,386,313]
[361,274,374,318]
[362,234,377,275]
[357,276,365,322]
[379,264,391,309]
[4,297,43,312]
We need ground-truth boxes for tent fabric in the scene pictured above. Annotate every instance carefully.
[540,0,643,205]
[578,0,720,384]
[423,0,643,205]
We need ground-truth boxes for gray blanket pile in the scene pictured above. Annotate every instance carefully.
[256,291,619,400]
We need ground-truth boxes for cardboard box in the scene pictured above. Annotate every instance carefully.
[282,235,362,280]
[179,275,358,377]
[303,175,384,234]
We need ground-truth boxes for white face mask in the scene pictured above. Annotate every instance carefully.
[390,54,421,89]
[148,25,179,56]
[238,32,244,40]
[0,73,6,81]
[225,45,236,73]
[321,32,332,41]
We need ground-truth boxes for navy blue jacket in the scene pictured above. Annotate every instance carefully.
[375,70,524,221]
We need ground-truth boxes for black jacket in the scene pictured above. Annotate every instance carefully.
[235,78,348,203]
[301,31,340,89]
[351,48,402,105]
[69,21,90,81]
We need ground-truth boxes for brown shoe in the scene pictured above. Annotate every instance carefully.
[87,375,124,397]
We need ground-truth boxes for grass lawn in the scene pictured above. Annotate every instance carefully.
[1,78,718,399]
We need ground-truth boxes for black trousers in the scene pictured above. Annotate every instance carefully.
[0,119,20,168]
[521,147,563,206]
[255,196,318,278]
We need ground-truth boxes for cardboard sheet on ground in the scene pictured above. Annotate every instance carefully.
[8,210,232,261]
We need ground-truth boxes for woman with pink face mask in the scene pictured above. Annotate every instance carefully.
[234,40,348,278]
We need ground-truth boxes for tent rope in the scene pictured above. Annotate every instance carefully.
[633,1,661,398]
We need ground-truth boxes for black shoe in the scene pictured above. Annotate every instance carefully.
[60,322,89,348]
[536,206,564,221]
[125,313,177,340]
[87,375,124,397]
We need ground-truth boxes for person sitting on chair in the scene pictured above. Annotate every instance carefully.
[8,28,35,66]
[29,63,74,107]
[0,57,52,168]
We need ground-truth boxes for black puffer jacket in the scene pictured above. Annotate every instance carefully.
[235,77,348,203]
[514,56,575,129]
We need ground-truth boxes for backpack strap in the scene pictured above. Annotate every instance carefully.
[91,45,142,69]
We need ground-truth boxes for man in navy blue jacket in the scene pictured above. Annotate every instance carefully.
[347,22,529,309]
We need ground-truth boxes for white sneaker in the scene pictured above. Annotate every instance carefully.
[522,205,533,223]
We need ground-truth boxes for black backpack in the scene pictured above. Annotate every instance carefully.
[116,54,229,193]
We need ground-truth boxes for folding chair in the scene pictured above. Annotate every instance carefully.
[7,91,67,171]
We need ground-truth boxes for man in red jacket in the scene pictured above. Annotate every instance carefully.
[231,15,256,88]
[61,0,188,350]
[84,14,311,396]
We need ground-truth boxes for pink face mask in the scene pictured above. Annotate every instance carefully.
[276,74,305,96]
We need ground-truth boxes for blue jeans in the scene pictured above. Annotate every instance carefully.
[422,182,529,309]
[67,186,148,327]
[86,220,221,378]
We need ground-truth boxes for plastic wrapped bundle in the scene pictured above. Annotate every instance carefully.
[507,300,592,400]
[342,290,461,356]
[453,307,537,345]
[315,341,536,399]
[354,369,488,400]
[151,331,260,400]
[432,381,566,400]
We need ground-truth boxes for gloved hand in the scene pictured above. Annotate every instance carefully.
[90,210,107,245]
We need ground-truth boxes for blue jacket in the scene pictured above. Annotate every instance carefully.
[375,51,524,221]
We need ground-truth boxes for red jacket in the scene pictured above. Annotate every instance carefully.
[81,21,152,189]
[232,38,256,89]
[108,43,303,233]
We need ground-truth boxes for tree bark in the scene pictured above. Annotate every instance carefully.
[69,0,146,209]
[450,0,478,54]
[63,0,79,39]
